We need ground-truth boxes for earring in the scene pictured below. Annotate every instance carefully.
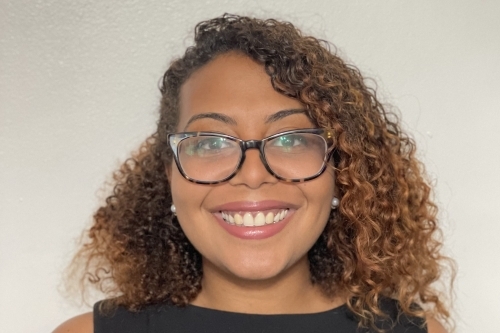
[170,204,177,215]
[331,197,340,209]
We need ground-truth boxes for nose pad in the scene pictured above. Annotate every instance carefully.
[229,148,277,187]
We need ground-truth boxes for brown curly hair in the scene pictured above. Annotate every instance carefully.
[70,14,454,331]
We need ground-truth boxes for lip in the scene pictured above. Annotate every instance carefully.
[214,210,295,240]
[210,201,297,240]
[211,200,297,212]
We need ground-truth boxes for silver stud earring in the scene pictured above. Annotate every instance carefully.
[331,197,340,210]
[170,204,177,215]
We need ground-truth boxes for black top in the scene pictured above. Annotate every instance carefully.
[94,298,427,333]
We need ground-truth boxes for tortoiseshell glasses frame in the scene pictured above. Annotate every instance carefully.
[167,128,335,185]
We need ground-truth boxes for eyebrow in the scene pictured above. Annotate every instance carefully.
[184,108,308,130]
[184,113,237,130]
[264,108,307,123]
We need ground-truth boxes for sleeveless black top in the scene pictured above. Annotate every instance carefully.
[94,298,427,333]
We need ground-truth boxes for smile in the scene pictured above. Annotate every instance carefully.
[220,209,290,227]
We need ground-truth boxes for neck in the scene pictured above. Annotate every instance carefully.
[191,256,342,314]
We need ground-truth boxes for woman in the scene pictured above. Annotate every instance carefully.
[55,14,453,333]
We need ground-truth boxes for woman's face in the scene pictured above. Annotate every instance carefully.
[169,52,335,281]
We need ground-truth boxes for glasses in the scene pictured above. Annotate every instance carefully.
[168,128,335,184]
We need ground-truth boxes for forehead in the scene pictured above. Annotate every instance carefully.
[178,52,307,131]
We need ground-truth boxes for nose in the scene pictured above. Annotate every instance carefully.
[228,148,277,188]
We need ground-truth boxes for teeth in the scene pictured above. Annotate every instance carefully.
[243,213,253,226]
[220,209,289,227]
[234,214,243,225]
[265,212,274,224]
[254,212,265,226]
[273,213,279,223]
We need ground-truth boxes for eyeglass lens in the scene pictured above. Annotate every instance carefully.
[177,133,327,182]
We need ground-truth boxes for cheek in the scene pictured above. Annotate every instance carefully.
[171,169,205,210]
[303,168,335,206]
[169,167,214,241]
[169,171,222,264]
[293,170,335,237]
[306,171,335,231]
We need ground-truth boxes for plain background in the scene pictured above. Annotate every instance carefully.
[1,0,499,332]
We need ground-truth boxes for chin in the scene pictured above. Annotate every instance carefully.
[230,267,282,281]
[219,255,296,282]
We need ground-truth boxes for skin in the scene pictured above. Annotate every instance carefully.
[170,52,339,314]
[53,53,448,333]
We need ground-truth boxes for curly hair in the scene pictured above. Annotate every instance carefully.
[69,14,454,331]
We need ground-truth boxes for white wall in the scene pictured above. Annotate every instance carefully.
[1,1,499,332]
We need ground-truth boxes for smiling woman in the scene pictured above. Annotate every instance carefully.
[54,14,453,333]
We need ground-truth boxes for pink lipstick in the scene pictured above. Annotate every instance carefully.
[211,201,296,240]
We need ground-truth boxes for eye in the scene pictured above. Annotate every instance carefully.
[198,137,230,150]
[271,134,308,149]
[184,136,234,157]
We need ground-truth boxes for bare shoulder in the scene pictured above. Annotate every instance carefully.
[427,317,448,333]
[52,312,93,333]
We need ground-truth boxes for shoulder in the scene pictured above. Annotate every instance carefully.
[427,317,448,333]
[52,312,93,333]
[377,298,448,333]
[53,301,152,333]
[92,300,152,332]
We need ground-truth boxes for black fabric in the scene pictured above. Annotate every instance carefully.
[94,298,427,333]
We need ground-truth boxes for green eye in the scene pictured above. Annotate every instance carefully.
[205,137,226,150]
[272,134,307,151]
[278,135,294,147]
[185,137,232,156]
